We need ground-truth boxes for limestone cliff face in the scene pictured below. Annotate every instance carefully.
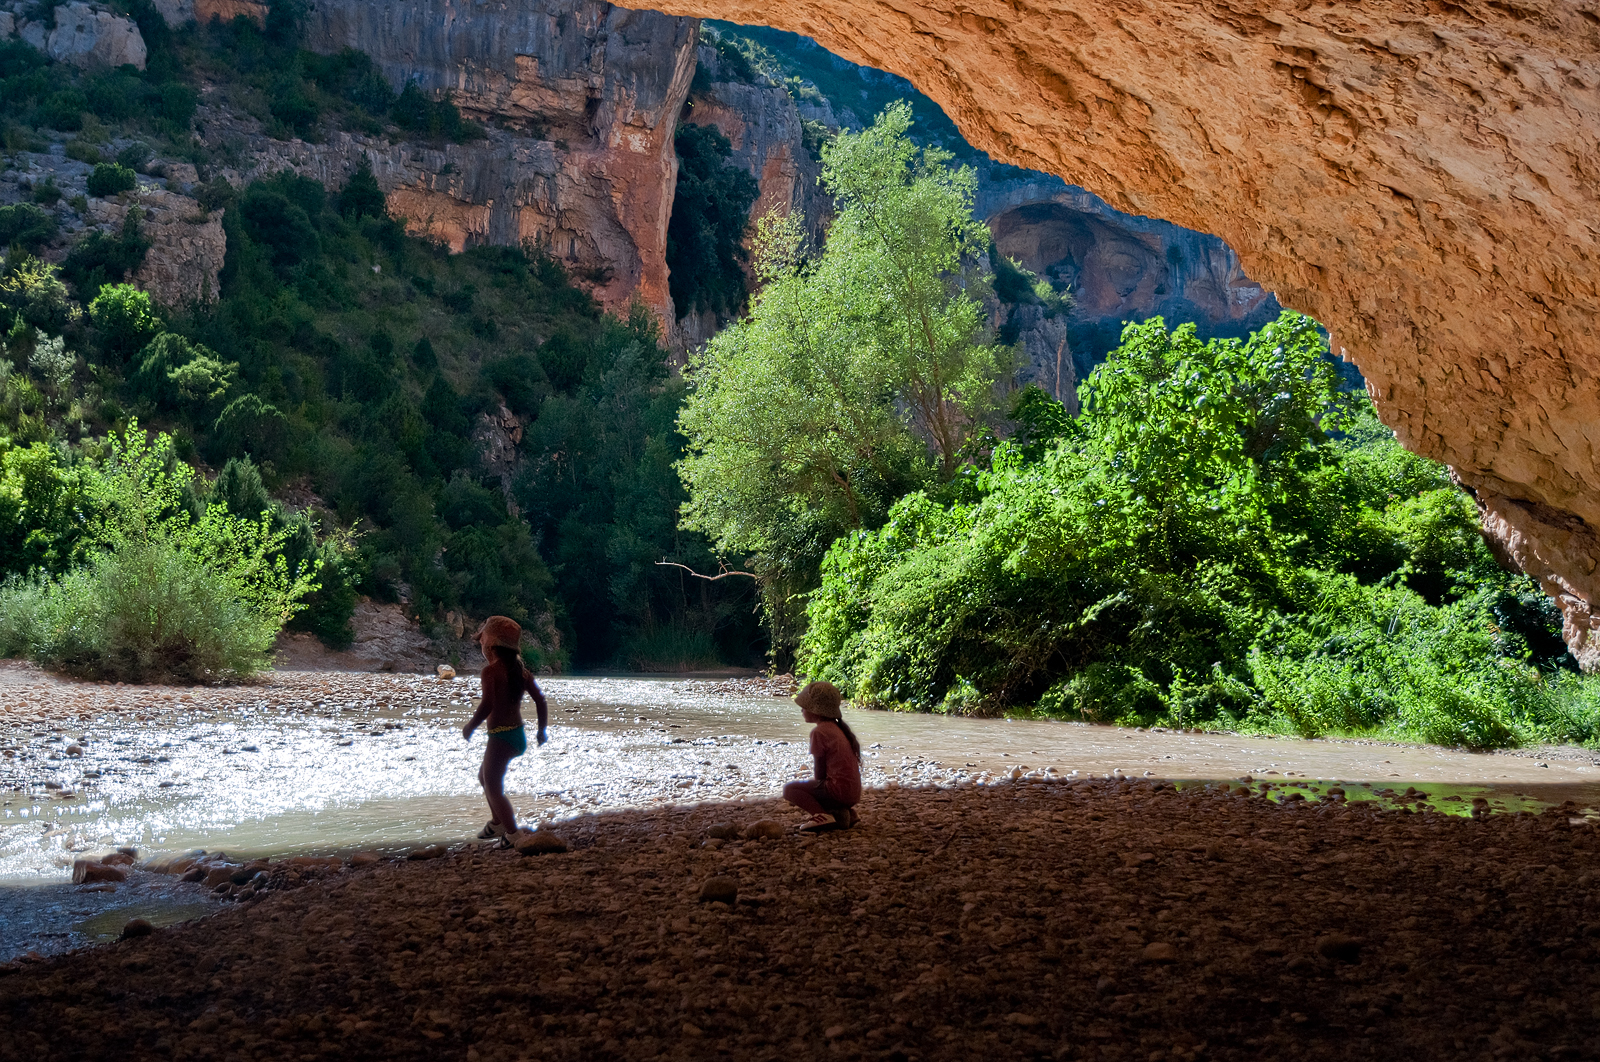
[675,41,827,346]
[980,172,1281,377]
[300,0,699,328]
[6,0,146,69]
[653,0,1600,666]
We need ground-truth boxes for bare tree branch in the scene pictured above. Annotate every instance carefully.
[656,560,758,581]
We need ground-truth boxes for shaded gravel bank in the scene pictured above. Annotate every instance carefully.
[1,779,1598,1062]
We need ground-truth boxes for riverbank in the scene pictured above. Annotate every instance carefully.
[1,780,1596,1061]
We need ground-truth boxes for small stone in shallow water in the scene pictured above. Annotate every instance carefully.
[1142,942,1178,963]
[437,664,456,680]
[72,861,128,885]
[407,845,447,861]
[120,918,153,940]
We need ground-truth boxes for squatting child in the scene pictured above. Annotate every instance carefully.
[461,615,549,841]
[781,680,862,833]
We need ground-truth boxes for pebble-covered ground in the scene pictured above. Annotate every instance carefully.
[1,779,1597,1062]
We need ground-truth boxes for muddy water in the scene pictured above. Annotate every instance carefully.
[2,669,1598,959]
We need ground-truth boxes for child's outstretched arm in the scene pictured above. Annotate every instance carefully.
[526,672,549,744]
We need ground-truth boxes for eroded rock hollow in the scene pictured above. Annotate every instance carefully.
[645,0,1600,668]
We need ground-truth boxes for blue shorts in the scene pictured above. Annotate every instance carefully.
[488,725,527,757]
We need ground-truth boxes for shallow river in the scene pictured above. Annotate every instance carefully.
[3,669,1598,959]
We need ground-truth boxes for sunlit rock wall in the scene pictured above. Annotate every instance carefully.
[299,0,699,327]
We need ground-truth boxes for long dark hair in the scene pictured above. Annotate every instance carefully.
[490,644,537,696]
[828,717,862,760]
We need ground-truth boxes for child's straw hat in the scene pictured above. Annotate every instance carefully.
[478,615,522,650]
[794,680,842,719]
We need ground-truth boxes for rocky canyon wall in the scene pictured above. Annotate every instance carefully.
[979,171,1281,382]
[675,40,829,346]
[298,0,698,328]
[652,0,1600,669]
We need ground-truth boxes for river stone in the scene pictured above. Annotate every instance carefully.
[1317,933,1363,963]
[742,819,784,840]
[408,845,448,861]
[515,831,569,856]
[73,860,128,884]
[698,875,738,904]
[1142,941,1178,963]
[119,918,153,940]
[436,664,456,680]
[705,822,736,840]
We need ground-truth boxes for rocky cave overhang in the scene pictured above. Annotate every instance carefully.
[637,0,1600,668]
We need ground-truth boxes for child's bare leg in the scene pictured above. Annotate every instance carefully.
[782,780,827,816]
[480,741,518,829]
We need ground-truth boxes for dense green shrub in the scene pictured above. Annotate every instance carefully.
[798,312,1600,748]
[88,284,162,361]
[87,163,138,199]
[61,211,151,298]
[390,82,483,142]
[0,205,59,253]
[0,428,319,682]
[0,538,277,682]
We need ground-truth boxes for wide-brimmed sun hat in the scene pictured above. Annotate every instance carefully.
[794,680,842,719]
[478,615,522,651]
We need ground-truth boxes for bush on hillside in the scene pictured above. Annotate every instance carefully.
[666,123,759,320]
[0,204,59,253]
[87,163,138,199]
[0,427,320,682]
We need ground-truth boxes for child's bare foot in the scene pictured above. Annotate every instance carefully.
[798,813,838,834]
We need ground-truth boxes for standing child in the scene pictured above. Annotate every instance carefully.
[461,616,549,841]
[782,680,862,833]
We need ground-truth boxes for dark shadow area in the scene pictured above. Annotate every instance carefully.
[1,780,1596,1061]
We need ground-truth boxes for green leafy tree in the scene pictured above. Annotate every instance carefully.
[677,103,1014,654]
[0,204,59,253]
[336,158,387,220]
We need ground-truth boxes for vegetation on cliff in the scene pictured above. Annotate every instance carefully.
[1,2,757,671]
[666,123,759,322]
